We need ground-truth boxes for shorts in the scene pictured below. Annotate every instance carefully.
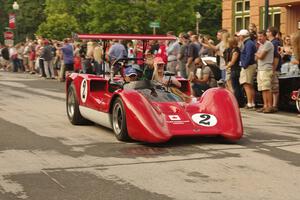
[239,64,257,85]
[271,72,279,93]
[257,70,273,91]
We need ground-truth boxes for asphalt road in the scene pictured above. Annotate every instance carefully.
[0,72,299,200]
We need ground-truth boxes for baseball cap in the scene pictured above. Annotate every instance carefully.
[153,57,165,65]
[131,64,143,72]
[237,29,249,36]
[125,67,137,77]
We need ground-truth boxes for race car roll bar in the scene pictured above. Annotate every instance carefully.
[74,33,177,41]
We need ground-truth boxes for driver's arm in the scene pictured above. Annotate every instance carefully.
[170,77,182,88]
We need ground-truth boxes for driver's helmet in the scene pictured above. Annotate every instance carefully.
[125,67,137,77]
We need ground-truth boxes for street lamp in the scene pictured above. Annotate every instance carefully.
[196,12,201,35]
[12,1,19,42]
[13,1,19,10]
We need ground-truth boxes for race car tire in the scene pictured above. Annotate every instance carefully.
[67,84,90,125]
[296,99,300,112]
[112,98,130,141]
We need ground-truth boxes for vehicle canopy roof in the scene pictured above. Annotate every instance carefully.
[75,33,177,41]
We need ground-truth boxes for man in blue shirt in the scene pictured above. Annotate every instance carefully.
[238,29,257,109]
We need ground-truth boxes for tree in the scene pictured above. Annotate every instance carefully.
[0,0,46,43]
[195,0,222,39]
[37,13,79,40]
[86,0,199,35]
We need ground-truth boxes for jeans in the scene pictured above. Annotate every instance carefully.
[39,58,46,77]
[94,61,103,75]
[12,58,21,72]
[44,60,55,78]
[231,69,245,107]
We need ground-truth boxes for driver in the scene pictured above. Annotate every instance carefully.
[152,57,181,88]
[124,67,138,83]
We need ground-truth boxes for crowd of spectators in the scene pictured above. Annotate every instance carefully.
[1,26,300,114]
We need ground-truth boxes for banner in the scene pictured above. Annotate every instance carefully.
[9,13,16,29]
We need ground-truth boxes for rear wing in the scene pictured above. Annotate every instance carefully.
[74,33,177,41]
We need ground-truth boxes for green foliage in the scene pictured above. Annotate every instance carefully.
[1,0,222,43]
[195,0,222,38]
[37,13,79,40]
[86,0,200,35]
[0,0,46,43]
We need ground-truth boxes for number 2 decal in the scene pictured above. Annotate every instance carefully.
[80,79,88,103]
[192,113,217,127]
[199,114,211,125]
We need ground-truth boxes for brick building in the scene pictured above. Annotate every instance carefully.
[222,0,300,36]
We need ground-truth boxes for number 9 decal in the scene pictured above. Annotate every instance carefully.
[192,113,217,127]
[80,79,88,103]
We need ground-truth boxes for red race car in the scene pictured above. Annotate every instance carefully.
[66,34,243,143]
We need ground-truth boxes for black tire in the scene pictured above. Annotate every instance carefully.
[66,84,90,125]
[112,98,130,141]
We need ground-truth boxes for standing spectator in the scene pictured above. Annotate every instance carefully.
[177,33,189,78]
[108,39,127,74]
[155,40,168,64]
[23,42,30,72]
[199,35,214,57]
[60,38,74,81]
[17,43,25,71]
[186,35,201,77]
[205,31,229,81]
[224,37,245,107]
[238,29,257,109]
[166,31,180,73]
[93,42,103,75]
[10,45,20,72]
[73,43,82,72]
[255,31,274,113]
[28,42,36,74]
[36,39,46,77]
[248,23,257,41]
[1,45,10,71]
[41,40,54,79]
[267,27,281,112]
[281,35,293,64]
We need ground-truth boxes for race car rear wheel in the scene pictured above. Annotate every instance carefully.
[67,84,89,125]
[112,98,130,141]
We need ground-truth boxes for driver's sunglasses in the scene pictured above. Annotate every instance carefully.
[129,74,137,78]
[157,64,165,67]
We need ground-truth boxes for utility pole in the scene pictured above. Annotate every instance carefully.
[264,0,269,30]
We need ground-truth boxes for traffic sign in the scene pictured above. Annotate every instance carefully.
[4,39,14,47]
[149,22,160,28]
[4,31,14,40]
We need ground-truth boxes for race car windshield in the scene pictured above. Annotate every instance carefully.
[124,80,185,102]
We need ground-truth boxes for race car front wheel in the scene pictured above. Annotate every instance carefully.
[112,98,130,141]
[67,84,90,125]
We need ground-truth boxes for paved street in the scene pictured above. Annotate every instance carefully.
[0,72,299,200]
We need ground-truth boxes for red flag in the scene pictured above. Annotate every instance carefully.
[9,13,16,29]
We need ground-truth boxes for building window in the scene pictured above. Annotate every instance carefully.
[245,1,250,11]
[233,0,250,32]
[260,7,281,31]
[236,1,243,13]
[236,17,243,32]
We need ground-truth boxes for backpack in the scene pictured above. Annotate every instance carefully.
[206,63,222,81]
